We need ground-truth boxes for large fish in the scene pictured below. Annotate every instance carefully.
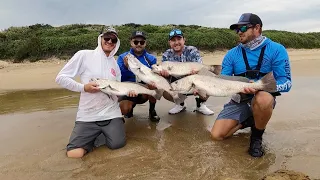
[91,78,163,100]
[151,61,222,77]
[170,71,277,100]
[125,53,184,104]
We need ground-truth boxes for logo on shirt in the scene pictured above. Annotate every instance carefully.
[111,68,116,77]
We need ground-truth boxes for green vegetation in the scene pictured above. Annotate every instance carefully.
[0,23,319,62]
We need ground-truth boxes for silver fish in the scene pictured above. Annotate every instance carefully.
[125,53,185,103]
[170,71,277,99]
[91,78,163,100]
[151,61,222,77]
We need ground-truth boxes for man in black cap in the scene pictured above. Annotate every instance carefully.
[210,13,292,157]
[117,30,160,122]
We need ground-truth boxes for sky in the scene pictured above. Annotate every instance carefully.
[1,0,320,32]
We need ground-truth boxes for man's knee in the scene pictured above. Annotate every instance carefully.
[211,130,225,141]
[120,101,134,115]
[66,148,86,158]
[107,138,126,150]
[252,91,274,110]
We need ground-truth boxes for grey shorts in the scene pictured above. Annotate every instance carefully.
[216,97,277,124]
[67,117,126,152]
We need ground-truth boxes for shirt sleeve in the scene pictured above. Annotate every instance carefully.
[151,56,157,65]
[189,47,202,63]
[221,51,234,76]
[272,45,292,92]
[162,50,169,62]
[55,51,85,92]
[117,55,127,82]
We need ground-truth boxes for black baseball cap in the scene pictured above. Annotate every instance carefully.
[230,13,263,30]
[130,31,146,40]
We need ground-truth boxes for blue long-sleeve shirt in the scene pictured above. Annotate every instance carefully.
[221,38,292,93]
[117,48,157,82]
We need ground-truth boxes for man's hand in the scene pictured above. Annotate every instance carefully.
[193,89,198,96]
[190,68,198,75]
[124,56,129,68]
[241,87,257,94]
[128,90,138,97]
[160,70,169,77]
[84,82,100,93]
[147,82,157,90]
[241,81,257,94]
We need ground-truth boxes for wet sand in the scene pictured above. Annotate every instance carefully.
[0,50,319,180]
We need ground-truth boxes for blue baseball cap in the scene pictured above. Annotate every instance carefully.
[230,13,263,30]
[168,29,184,40]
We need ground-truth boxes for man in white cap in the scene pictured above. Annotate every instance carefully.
[55,27,130,158]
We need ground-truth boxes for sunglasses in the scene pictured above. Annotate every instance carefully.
[169,29,183,37]
[234,25,253,33]
[103,37,117,44]
[133,40,145,45]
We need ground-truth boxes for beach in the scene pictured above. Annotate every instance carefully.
[0,49,319,180]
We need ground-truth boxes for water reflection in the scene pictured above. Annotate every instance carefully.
[0,89,79,115]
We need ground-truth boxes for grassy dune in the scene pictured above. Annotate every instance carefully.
[0,23,319,62]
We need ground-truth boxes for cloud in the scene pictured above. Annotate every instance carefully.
[0,0,319,32]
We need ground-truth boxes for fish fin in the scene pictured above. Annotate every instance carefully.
[138,68,146,75]
[153,89,164,100]
[257,71,277,92]
[106,85,119,92]
[230,93,241,103]
[196,88,207,98]
[197,68,216,77]
[215,75,251,82]
[208,65,222,75]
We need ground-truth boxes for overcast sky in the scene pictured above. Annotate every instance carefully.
[1,0,319,32]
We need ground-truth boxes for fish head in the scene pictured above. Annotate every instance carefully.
[91,78,109,89]
[170,77,193,92]
[151,63,163,74]
[125,53,142,70]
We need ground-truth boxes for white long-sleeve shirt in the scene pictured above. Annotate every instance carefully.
[55,35,122,122]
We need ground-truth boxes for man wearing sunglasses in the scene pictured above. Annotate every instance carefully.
[55,27,127,158]
[117,31,160,122]
[210,13,292,158]
[158,29,214,116]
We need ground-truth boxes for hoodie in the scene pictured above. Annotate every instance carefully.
[55,34,122,122]
[221,37,292,93]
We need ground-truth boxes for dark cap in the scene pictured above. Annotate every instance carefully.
[230,13,263,30]
[168,29,183,40]
[102,27,118,37]
[131,31,146,39]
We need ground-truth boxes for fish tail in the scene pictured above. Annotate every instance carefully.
[153,89,164,100]
[208,65,222,75]
[257,72,277,92]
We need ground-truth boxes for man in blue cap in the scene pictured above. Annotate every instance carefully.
[117,30,160,122]
[210,13,292,157]
[158,29,215,116]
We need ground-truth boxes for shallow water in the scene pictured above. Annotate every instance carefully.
[0,76,319,180]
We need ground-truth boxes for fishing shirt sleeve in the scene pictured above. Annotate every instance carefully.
[272,45,292,92]
[55,51,85,92]
[221,50,234,76]
[117,54,128,82]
